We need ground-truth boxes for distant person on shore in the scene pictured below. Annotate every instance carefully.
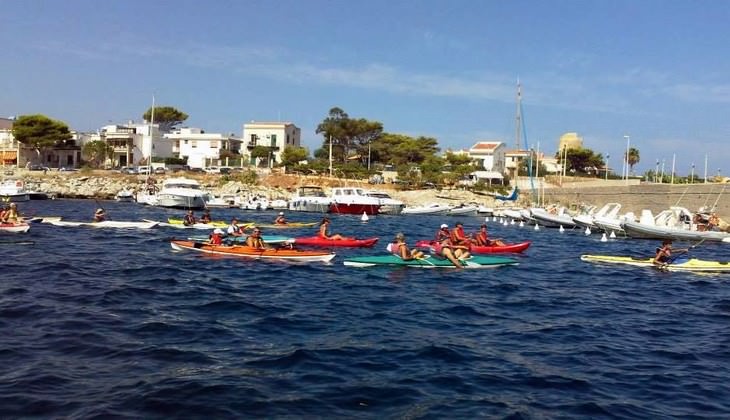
[318,217,344,240]
[653,239,688,266]
[274,212,287,225]
[391,232,424,260]
[435,224,450,242]
[227,217,245,237]
[472,224,505,246]
[208,228,224,245]
[93,208,106,223]
[183,210,196,226]
[245,227,270,249]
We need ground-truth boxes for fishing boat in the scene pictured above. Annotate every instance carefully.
[0,222,30,233]
[0,179,30,202]
[415,240,531,254]
[343,254,519,269]
[170,240,336,262]
[581,254,730,273]
[292,236,378,248]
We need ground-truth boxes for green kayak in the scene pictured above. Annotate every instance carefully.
[343,254,519,268]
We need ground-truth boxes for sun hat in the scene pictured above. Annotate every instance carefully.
[95,208,104,214]
[440,223,448,229]
[278,212,284,215]
[214,228,224,234]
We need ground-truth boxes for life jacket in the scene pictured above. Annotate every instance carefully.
[318,224,328,238]
[450,227,468,245]
[435,229,449,242]
[474,231,488,245]
[210,234,223,245]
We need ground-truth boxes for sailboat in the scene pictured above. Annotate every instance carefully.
[135,98,160,205]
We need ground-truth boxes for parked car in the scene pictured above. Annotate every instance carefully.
[154,167,166,174]
[59,167,79,172]
[204,166,220,174]
[137,166,151,174]
[119,166,138,174]
[29,164,50,171]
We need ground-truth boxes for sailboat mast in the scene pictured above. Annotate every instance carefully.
[515,81,522,150]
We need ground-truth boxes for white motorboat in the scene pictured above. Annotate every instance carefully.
[287,186,331,213]
[622,219,730,242]
[328,187,382,215]
[115,188,135,202]
[206,194,240,208]
[0,179,30,202]
[573,203,621,230]
[155,178,210,210]
[531,207,577,229]
[269,198,289,209]
[241,196,270,210]
[365,190,405,215]
[447,204,479,216]
[401,203,451,215]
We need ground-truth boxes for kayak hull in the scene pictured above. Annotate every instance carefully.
[344,254,518,268]
[581,254,730,272]
[187,235,292,244]
[0,223,30,233]
[46,219,158,229]
[294,236,379,248]
[170,240,335,262]
[415,240,531,254]
[248,222,318,229]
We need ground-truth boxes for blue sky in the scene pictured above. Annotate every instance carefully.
[2,0,728,177]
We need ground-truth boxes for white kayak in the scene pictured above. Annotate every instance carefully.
[0,223,30,233]
[44,219,158,229]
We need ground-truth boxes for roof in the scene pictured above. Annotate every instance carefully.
[469,141,502,151]
[0,118,14,130]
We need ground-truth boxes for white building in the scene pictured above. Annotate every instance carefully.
[96,123,169,168]
[165,127,242,169]
[468,141,506,178]
[0,118,17,167]
[242,121,301,167]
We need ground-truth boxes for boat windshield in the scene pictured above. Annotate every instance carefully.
[166,183,201,190]
[299,187,326,197]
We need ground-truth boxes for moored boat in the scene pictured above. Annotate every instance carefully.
[287,186,331,213]
[328,187,381,215]
[401,203,451,215]
[343,254,519,268]
[621,219,730,242]
[0,179,30,202]
[170,240,335,262]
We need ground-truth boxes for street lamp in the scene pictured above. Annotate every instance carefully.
[624,135,630,184]
[655,159,660,183]
[605,154,610,180]
[690,163,695,183]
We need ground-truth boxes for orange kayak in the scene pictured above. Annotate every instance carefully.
[170,240,335,262]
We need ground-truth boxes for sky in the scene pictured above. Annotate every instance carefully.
[1,0,729,178]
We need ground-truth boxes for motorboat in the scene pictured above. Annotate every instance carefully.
[0,179,30,202]
[621,219,730,242]
[593,211,636,234]
[573,203,621,230]
[447,204,479,216]
[154,178,210,210]
[206,194,240,208]
[365,190,405,215]
[328,187,381,215]
[401,203,451,215]
[287,186,331,213]
[241,195,270,210]
[531,207,577,229]
[115,188,135,202]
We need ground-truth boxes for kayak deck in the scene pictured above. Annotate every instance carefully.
[171,240,335,262]
[294,236,379,248]
[415,240,531,254]
[581,254,730,273]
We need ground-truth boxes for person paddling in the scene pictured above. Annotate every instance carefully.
[318,217,344,240]
[274,211,287,225]
[200,209,211,224]
[653,239,688,266]
[391,232,424,260]
[183,210,196,226]
[472,224,505,246]
[245,226,270,249]
[93,208,106,223]
[435,224,450,242]
[2,203,20,223]
[227,217,245,237]
[208,228,224,245]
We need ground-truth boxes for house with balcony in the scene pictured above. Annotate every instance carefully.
[242,121,301,167]
[466,141,507,182]
[96,122,170,168]
[165,127,242,169]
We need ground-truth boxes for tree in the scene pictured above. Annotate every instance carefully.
[142,106,189,132]
[250,145,272,167]
[556,147,604,175]
[82,140,112,168]
[315,107,383,164]
[626,147,640,175]
[280,146,309,167]
[371,133,440,166]
[12,114,72,162]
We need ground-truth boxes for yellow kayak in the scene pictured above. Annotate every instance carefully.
[581,255,730,273]
[167,218,230,228]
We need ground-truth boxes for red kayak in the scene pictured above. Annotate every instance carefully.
[415,240,531,254]
[293,236,379,248]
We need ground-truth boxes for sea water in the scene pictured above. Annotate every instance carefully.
[2,199,730,418]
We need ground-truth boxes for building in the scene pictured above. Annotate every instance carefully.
[0,118,17,167]
[558,132,583,152]
[242,121,301,167]
[165,127,242,169]
[464,141,507,184]
[0,117,82,169]
[504,149,533,179]
[95,122,169,168]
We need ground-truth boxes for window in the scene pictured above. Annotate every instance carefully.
[191,141,197,148]
[250,134,257,146]
[184,139,188,144]
[270,134,277,147]
[210,141,218,148]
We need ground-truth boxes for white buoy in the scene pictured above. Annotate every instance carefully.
[600,233,608,242]
[361,212,369,222]
[534,224,540,231]
[610,231,616,239]
[492,216,497,222]
[559,225,565,233]
[503,219,508,226]
[510,219,515,225]
[519,220,524,227]
[585,226,591,235]
[485,217,490,223]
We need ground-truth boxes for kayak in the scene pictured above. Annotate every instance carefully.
[293,236,379,248]
[343,254,519,269]
[170,240,335,262]
[44,219,158,229]
[415,240,531,254]
[187,234,292,244]
[248,222,318,229]
[581,254,730,273]
[0,223,30,233]
[167,218,230,228]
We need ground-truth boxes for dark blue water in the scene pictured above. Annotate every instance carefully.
[3,199,730,418]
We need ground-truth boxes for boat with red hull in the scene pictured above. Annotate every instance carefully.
[415,240,531,254]
[293,236,379,248]
[327,187,381,215]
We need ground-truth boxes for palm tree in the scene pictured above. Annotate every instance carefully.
[625,147,640,175]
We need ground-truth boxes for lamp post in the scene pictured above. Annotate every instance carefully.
[367,141,371,171]
[624,135,630,184]
[655,159,659,183]
[605,154,610,180]
[690,163,695,183]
